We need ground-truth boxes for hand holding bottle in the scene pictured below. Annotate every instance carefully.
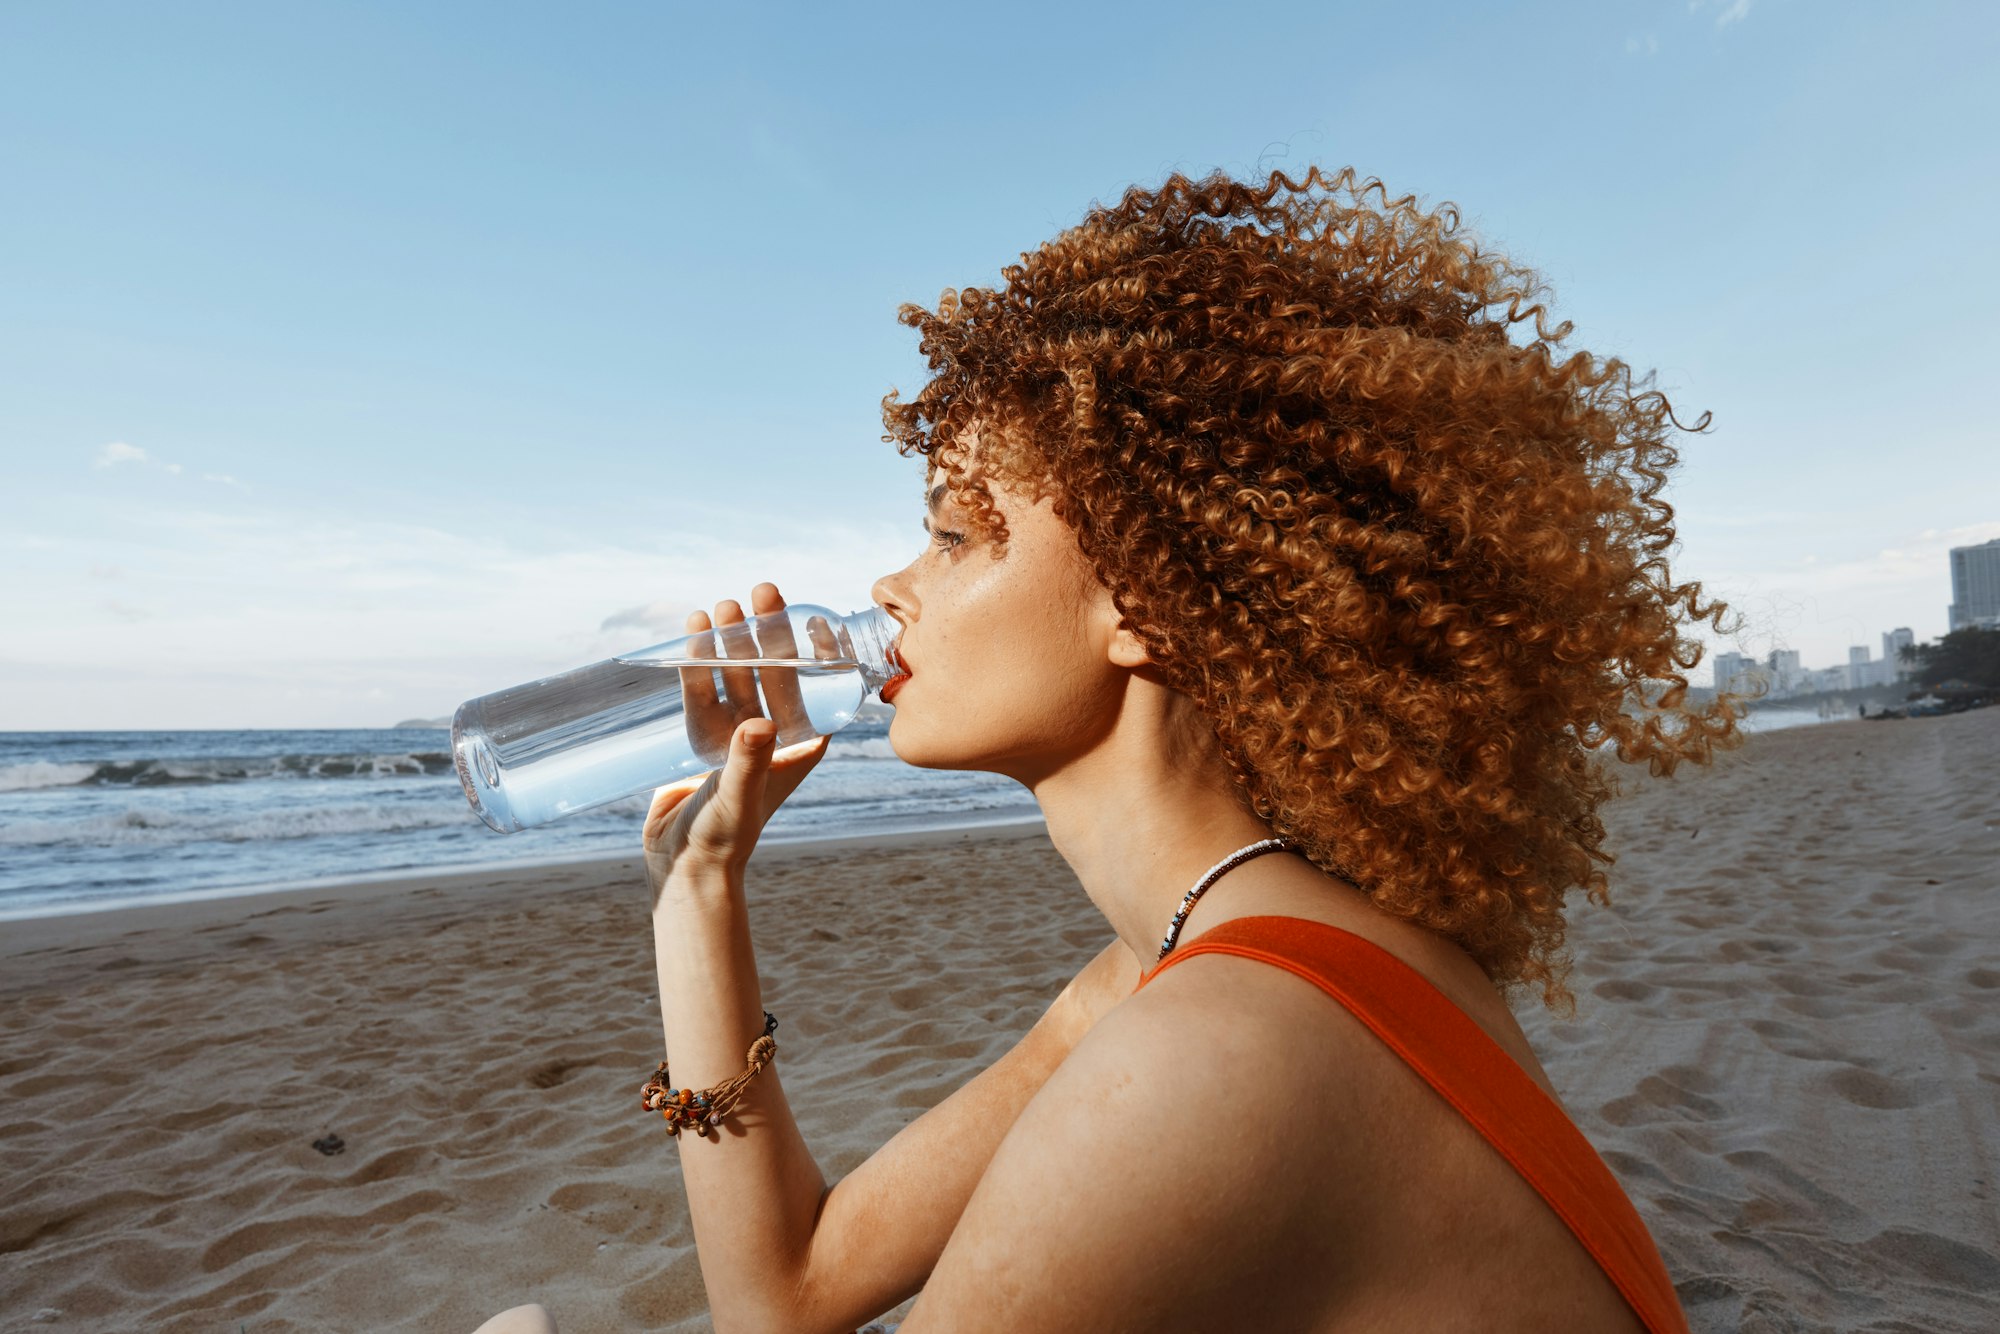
[643,583,835,890]
[452,582,894,834]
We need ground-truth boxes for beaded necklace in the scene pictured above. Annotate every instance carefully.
[1155,837,1297,961]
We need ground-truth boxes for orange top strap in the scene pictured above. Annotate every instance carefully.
[1133,915,1689,1334]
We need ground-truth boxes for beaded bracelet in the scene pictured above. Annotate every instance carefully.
[640,1011,779,1139]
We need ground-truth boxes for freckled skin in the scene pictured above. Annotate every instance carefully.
[871,463,1127,787]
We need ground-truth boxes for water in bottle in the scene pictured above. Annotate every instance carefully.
[451,604,899,833]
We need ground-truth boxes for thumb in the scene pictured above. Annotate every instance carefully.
[717,716,777,818]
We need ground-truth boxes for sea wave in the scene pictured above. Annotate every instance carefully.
[0,752,457,791]
[0,802,479,848]
[0,762,103,793]
[827,734,901,761]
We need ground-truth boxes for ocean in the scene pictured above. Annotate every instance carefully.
[0,719,1039,919]
[0,705,1831,921]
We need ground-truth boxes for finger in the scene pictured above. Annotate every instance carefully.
[749,581,785,611]
[712,599,764,723]
[758,732,830,826]
[752,582,811,742]
[770,731,831,769]
[680,608,722,709]
[679,609,732,764]
[642,774,709,845]
[804,613,841,661]
[708,716,777,847]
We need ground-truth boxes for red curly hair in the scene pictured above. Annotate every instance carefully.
[882,167,1745,1008]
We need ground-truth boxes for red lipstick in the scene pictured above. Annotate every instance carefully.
[880,643,912,703]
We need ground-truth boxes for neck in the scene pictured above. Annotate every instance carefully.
[1020,680,1303,968]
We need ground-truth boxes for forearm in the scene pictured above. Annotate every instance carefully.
[788,938,1137,1331]
[794,1007,1074,1328]
[653,861,827,1332]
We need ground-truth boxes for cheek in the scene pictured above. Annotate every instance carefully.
[903,567,1113,738]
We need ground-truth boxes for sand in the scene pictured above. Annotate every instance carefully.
[2,709,1996,1332]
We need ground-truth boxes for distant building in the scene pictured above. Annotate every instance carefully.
[1882,627,1915,681]
[1948,538,2000,631]
[1764,648,1806,695]
[1843,645,1898,689]
[1714,642,1918,700]
[1713,650,1756,695]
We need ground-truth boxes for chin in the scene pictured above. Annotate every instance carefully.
[883,708,973,773]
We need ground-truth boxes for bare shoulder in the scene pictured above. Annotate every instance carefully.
[901,943,1644,1332]
[1124,944,1647,1333]
[898,978,1361,1332]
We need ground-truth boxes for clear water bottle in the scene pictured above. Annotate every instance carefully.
[451,604,899,833]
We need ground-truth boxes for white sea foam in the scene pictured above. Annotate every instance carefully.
[0,803,472,848]
[0,762,102,792]
[0,751,457,789]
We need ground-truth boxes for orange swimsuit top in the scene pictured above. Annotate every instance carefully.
[1132,915,1690,1334]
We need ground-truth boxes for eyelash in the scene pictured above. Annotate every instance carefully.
[925,523,965,550]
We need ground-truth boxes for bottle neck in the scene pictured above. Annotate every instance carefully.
[839,606,896,691]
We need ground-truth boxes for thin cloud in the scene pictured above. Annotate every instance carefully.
[1688,0,1752,27]
[600,601,696,637]
[1625,33,1660,57]
[93,441,150,469]
[89,441,247,488]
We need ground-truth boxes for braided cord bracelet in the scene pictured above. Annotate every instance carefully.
[640,1011,779,1138]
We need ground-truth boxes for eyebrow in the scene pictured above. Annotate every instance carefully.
[927,483,948,513]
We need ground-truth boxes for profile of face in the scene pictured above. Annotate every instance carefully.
[868,437,1152,788]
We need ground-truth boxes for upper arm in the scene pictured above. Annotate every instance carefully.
[787,938,1131,1333]
[897,990,1342,1334]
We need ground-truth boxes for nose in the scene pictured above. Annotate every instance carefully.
[864,556,916,636]
[870,566,915,631]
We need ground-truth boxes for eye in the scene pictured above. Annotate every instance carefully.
[922,520,966,550]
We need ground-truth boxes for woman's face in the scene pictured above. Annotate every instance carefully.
[869,447,1132,784]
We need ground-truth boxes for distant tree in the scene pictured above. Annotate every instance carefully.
[1898,627,2000,689]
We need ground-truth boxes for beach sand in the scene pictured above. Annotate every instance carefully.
[3,709,1996,1332]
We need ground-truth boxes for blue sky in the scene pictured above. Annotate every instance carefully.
[3,1,1995,729]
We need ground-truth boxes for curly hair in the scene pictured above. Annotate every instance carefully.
[881,166,1745,1009]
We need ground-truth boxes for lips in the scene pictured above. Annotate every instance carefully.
[880,641,913,703]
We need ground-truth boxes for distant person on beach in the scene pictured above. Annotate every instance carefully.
[482,167,1739,1332]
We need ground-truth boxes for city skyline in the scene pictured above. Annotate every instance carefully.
[1715,536,2000,698]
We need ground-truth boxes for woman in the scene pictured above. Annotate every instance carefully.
[538,167,1736,1333]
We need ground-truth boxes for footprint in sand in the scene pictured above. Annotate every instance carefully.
[1817,1064,1925,1111]
[1717,937,1802,963]
[1599,1066,1726,1127]
[528,1059,583,1090]
[1742,1018,1843,1064]
[1859,1227,2000,1291]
